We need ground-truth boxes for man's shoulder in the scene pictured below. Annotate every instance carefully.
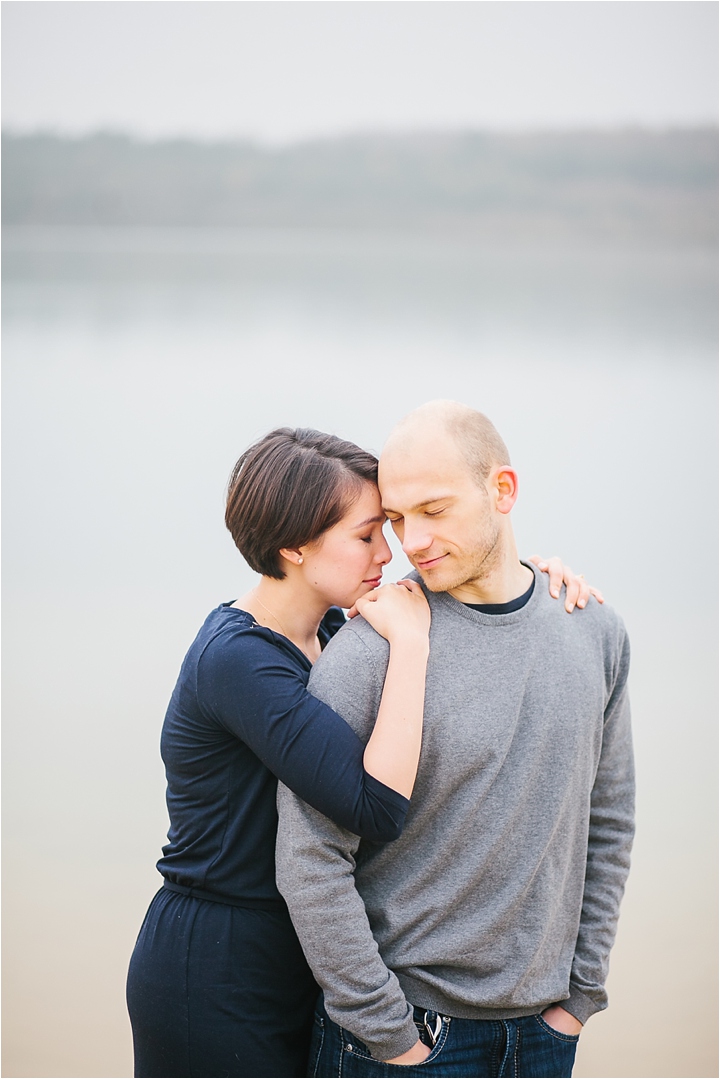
[563,592,627,645]
[537,588,630,684]
[319,615,390,661]
[308,617,389,709]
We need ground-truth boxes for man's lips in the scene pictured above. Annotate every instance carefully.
[415,554,447,570]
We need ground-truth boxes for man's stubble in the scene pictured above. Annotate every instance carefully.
[416,516,503,595]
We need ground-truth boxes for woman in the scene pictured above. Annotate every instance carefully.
[126,427,598,1079]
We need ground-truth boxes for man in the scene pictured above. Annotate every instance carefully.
[275,400,634,1078]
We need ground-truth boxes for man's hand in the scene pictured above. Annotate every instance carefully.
[385,1039,432,1065]
[541,1005,583,1036]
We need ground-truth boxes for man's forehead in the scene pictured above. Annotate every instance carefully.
[381,428,463,468]
[379,460,470,507]
[379,442,480,509]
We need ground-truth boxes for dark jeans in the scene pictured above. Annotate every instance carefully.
[309,999,578,1078]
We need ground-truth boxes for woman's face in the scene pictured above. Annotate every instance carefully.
[300,482,392,609]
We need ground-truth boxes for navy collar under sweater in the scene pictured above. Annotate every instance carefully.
[463,572,535,615]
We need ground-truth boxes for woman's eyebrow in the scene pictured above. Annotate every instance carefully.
[352,514,386,528]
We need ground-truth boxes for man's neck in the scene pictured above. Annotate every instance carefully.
[448,547,533,606]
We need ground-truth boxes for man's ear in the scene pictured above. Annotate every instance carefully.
[493,467,519,515]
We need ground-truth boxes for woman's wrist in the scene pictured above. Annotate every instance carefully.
[387,632,430,655]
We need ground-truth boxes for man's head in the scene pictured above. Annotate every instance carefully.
[379,400,519,596]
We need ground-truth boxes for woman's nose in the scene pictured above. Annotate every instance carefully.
[376,534,392,564]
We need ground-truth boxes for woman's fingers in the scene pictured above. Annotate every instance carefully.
[538,555,565,600]
[531,555,604,611]
[354,580,431,640]
[397,578,423,596]
[559,569,605,611]
[576,576,591,609]
[565,571,605,609]
[564,572,581,612]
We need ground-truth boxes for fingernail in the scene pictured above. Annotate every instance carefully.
[578,599,586,608]
[551,588,559,598]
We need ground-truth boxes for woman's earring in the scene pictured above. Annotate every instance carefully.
[298,557,304,564]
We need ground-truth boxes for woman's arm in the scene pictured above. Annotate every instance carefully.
[351,581,430,799]
[196,627,417,842]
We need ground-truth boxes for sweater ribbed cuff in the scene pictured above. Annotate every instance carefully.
[563,985,605,1026]
[363,1014,421,1064]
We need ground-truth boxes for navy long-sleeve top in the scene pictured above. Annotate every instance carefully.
[157,602,409,903]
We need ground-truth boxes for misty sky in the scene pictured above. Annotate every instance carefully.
[2,1,718,142]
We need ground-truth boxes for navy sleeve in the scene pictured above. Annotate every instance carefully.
[195,627,409,842]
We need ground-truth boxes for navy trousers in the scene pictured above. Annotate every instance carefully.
[126,886,318,1078]
[309,998,579,1078]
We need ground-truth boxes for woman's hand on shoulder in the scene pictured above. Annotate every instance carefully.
[349,580,431,644]
[529,555,604,613]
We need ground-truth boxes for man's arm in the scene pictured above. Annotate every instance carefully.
[564,621,635,1024]
[275,623,421,1062]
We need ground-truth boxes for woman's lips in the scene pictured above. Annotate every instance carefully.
[363,576,382,586]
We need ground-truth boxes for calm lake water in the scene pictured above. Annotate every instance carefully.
[3,227,717,1078]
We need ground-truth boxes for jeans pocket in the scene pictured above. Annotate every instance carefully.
[534,1013,580,1043]
[309,1010,326,1077]
[338,1016,451,1075]
[383,1016,452,1070]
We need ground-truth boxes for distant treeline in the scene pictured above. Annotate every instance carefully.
[3,129,717,243]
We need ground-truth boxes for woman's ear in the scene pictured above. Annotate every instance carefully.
[493,467,519,515]
[279,548,305,566]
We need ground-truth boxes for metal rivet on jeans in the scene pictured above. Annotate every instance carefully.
[346,1044,353,1052]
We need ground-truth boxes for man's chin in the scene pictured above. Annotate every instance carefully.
[414,563,453,593]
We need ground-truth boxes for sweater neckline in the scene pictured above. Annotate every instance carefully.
[430,562,543,626]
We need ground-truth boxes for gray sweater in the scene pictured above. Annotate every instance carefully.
[275,564,634,1062]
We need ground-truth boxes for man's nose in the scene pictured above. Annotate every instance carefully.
[401,520,433,557]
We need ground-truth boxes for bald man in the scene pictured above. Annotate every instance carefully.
[276,402,634,1078]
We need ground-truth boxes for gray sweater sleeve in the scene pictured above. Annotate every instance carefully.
[275,624,419,1062]
[565,621,635,1024]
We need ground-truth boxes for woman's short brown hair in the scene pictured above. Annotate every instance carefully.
[225,427,379,579]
